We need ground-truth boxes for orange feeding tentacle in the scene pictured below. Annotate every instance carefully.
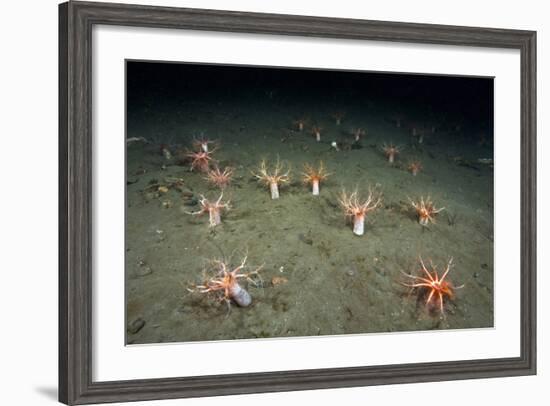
[401,257,463,315]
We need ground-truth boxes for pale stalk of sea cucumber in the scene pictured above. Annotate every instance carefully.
[419,215,429,226]
[229,282,252,307]
[312,179,320,196]
[162,147,172,160]
[201,143,208,153]
[315,132,321,142]
[353,214,365,236]
[388,153,395,163]
[208,208,221,226]
[270,182,280,199]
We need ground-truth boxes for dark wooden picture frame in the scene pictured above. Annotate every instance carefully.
[59,1,537,404]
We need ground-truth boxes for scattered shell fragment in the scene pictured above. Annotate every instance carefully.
[271,276,288,286]
[162,200,172,208]
[158,186,169,194]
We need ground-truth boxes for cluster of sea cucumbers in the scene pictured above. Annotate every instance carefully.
[128,102,478,324]
[160,110,465,318]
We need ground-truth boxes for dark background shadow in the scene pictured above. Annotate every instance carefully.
[34,386,58,402]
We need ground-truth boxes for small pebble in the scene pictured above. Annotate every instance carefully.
[184,197,198,206]
[298,233,313,245]
[135,266,153,277]
[128,318,145,334]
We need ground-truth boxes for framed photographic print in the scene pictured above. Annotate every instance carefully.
[59,1,537,404]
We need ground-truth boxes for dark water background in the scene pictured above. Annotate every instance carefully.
[125,61,494,344]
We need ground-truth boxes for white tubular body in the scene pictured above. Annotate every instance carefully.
[209,209,221,226]
[312,179,320,196]
[353,214,365,236]
[229,283,252,307]
[270,182,280,199]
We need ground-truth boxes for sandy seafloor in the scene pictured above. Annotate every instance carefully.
[125,68,494,345]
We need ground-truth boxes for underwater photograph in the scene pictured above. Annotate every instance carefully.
[125,60,494,344]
